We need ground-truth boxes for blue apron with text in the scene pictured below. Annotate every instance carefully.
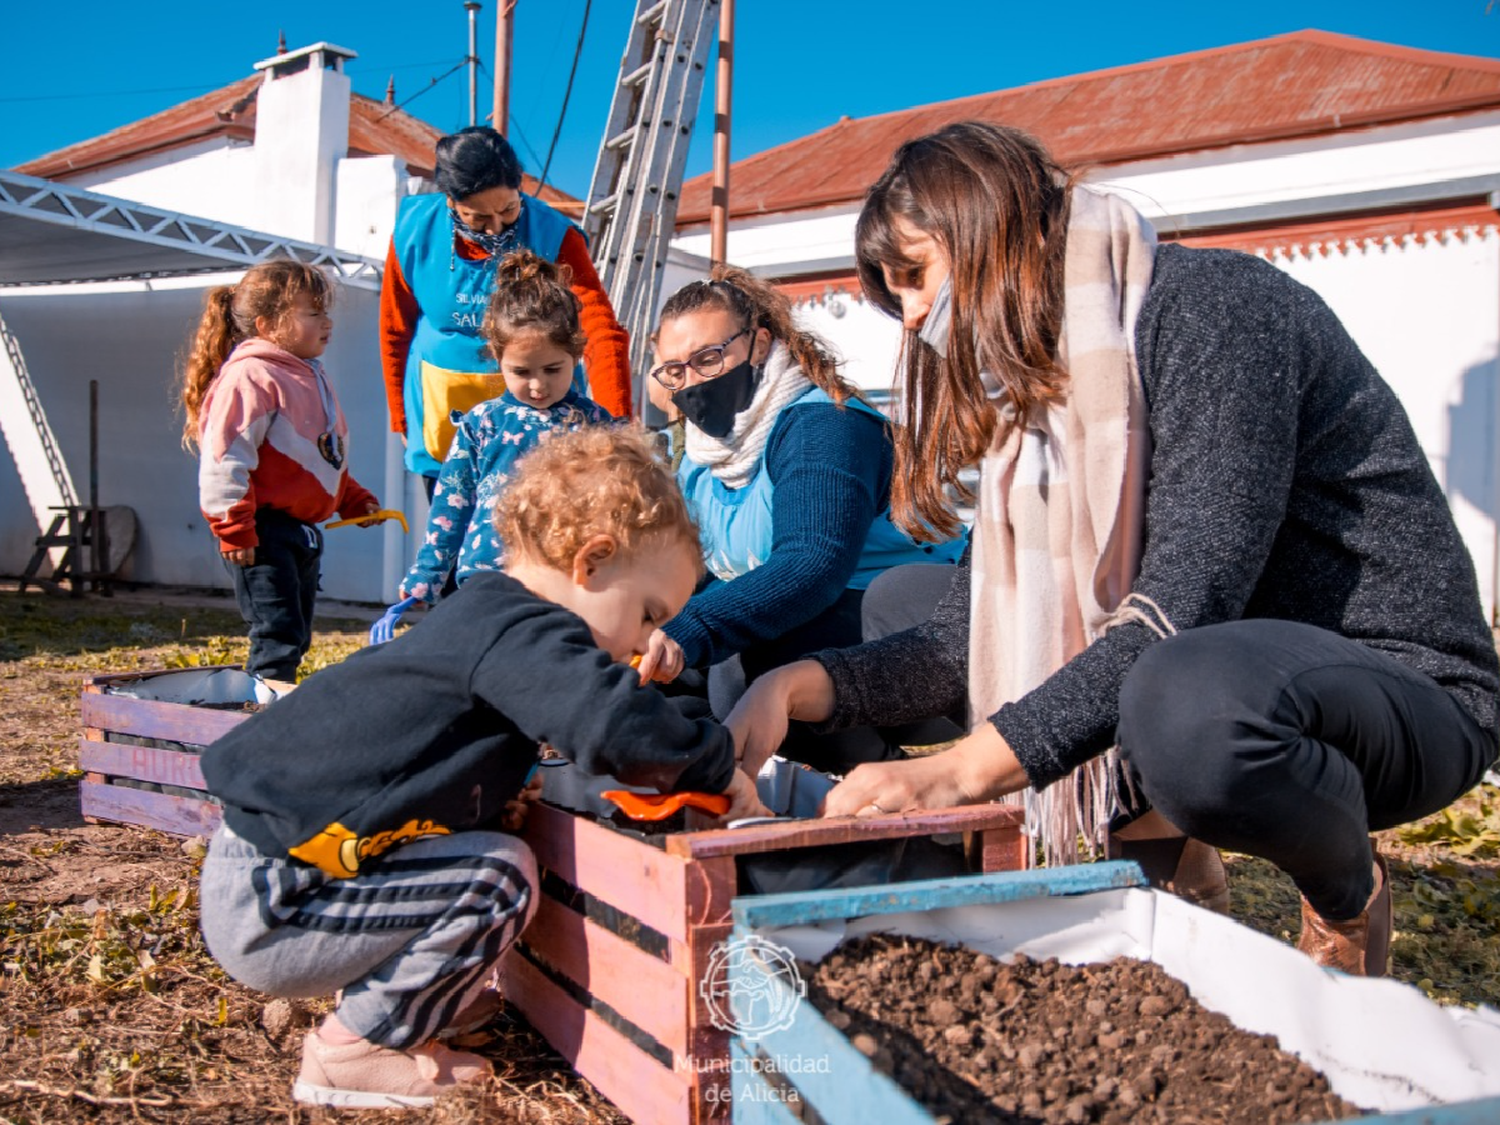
[394,191,581,476]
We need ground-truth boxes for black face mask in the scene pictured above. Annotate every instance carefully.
[671,359,760,438]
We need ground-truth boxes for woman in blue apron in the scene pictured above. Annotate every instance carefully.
[640,267,965,772]
[380,127,631,498]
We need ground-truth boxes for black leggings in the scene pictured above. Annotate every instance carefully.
[226,510,323,681]
[1118,618,1496,920]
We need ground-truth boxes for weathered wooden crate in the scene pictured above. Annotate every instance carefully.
[500,799,1026,1125]
[725,865,1500,1125]
[79,667,262,836]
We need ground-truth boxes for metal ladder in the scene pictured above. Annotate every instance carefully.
[583,0,718,412]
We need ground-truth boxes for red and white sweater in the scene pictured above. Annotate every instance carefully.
[198,338,376,553]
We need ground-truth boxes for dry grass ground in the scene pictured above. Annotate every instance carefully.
[0,587,1496,1122]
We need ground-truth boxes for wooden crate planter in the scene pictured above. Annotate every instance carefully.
[500,799,1026,1125]
[79,667,260,836]
[724,866,1500,1125]
[79,666,1028,1121]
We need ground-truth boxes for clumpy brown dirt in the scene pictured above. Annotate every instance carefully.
[806,935,1363,1124]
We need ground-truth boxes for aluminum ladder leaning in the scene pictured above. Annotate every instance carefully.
[582,0,718,413]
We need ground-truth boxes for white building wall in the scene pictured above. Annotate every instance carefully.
[334,155,408,261]
[0,280,401,603]
[1103,114,1500,228]
[70,139,263,226]
[678,114,1500,269]
[1271,229,1500,619]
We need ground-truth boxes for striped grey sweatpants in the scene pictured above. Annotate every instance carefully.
[199,821,537,1049]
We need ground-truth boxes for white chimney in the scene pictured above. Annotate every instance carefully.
[251,42,357,245]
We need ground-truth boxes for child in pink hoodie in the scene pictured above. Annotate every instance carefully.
[180,260,381,688]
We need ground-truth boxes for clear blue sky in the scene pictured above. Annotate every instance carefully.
[1,1,1496,203]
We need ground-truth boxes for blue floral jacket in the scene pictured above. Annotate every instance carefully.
[400,390,613,601]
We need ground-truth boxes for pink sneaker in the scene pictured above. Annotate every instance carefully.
[291,1031,493,1108]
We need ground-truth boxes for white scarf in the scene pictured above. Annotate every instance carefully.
[683,341,812,489]
[967,186,1157,867]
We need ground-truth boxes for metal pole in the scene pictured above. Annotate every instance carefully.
[88,378,102,593]
[493,0,516,134]
[466,1,482,127]
[710,0,734,266]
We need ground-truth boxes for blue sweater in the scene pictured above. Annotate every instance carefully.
[665,402,894,667]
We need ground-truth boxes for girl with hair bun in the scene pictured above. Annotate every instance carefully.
[392,249,612,607]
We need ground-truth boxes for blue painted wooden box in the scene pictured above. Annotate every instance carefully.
[724,864,1500,1124]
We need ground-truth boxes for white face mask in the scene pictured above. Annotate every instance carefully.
[915,274,954,355]
[914,274,1006,406]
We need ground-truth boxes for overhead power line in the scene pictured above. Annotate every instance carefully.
[376,56,471,120]
[537,0,592,194]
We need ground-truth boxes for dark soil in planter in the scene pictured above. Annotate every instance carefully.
[806,935,1365,1124]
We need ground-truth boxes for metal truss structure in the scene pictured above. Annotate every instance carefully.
[0,171,382,289]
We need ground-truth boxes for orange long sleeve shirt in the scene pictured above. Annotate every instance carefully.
[380,226,633,427]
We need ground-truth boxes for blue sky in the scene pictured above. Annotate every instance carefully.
[1,1,1496,202]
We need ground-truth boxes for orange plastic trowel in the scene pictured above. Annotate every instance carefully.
[602,789,731,821]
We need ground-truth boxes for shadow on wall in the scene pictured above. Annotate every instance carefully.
[1446,356,1499,520]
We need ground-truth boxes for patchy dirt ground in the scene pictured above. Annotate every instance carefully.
[1,587,1497,1122]
[808,937,1359,1124]
[0,588,625,1123]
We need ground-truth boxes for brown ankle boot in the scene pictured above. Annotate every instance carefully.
[1297,848,1391,977]
[1106,811,1230,914]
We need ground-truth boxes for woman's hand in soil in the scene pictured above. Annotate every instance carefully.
[636,629,684,684]
[724,660,837,777]
[822,724,1030,817]
[222,546,255,567]
[500,772,546,832]
[717,768,774,823]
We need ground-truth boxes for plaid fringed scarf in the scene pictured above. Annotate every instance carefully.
[967,186,1157,868]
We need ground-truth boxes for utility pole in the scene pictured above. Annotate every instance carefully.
[710,0,734,266]
[493,1,516,134]
[465,1,482,127]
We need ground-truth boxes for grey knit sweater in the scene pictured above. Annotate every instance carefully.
[815,243,1500,790]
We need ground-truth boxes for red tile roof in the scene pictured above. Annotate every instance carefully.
[14,75,579,209]
[678,30,1500,225]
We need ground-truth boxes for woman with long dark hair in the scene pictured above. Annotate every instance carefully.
[729,121,1499,977]
[380,127,630,495]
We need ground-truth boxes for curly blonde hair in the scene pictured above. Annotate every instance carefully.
[494,424,701,572]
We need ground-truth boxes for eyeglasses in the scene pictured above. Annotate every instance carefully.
[649,327,750,391]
